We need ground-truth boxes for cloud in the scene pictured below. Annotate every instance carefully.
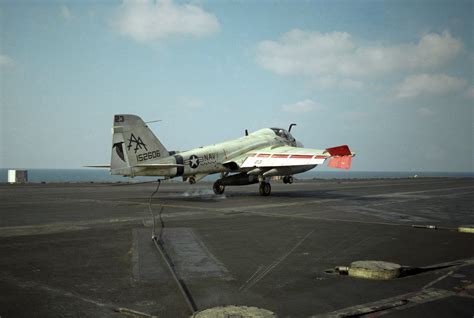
[282,99,325,113]
[178,96,204,109]
[256,29,462,87]
[0,54,14,67]
[417,107,435,116]
[466,86,474,99]
[314,77,364,90]
[395,73,467,98]
[112,0,220,42]
[60,5,72,20]
[339,111,368,121]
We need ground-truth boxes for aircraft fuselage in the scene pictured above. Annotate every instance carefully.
[126,128,286,179]
[97,114,353,195]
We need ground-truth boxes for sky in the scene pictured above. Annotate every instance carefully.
[0,0,472,172]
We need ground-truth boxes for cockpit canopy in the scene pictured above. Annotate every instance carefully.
[270,128,296,145]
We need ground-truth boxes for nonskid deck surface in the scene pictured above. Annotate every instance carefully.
[0,178,473,317]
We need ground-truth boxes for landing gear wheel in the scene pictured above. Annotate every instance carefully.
[259,182,271,196]
[283,176,294,184]
[213,180,225,195]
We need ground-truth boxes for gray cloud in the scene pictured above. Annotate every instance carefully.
[0,54,14,67]
[112,0,220,42]
[257,29,462,87]
[60,5,72,20]
[281,99,325,113]
[395,73,467,98]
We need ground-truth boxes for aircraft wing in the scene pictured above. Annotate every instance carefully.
[237,145,354,170]
[83,164,110,168]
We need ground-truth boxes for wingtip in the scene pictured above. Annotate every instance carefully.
[83,164,111,168]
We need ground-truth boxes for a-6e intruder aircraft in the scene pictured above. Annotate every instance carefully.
[88,114,354,196]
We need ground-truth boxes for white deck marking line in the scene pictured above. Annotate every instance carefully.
[241,230,314,291]
[1,274,114,309]
[422,270,455,290]
[312,288,456,317]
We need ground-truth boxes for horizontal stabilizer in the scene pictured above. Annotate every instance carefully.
[135,163,184,168]
[83,164,110,168]
[327,156,352,170]
[325,145,352,156]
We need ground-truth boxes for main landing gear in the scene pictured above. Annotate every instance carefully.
[213,179,272,196]
[259,182,271,196]
[213,180,225,195]
[282,176,294,184]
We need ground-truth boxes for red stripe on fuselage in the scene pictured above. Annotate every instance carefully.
[290,155,313,159]
[272,154,289,158]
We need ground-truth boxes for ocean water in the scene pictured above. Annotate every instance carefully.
[0,168,472,183]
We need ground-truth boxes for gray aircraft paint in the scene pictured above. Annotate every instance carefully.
[111,115,294,178]
[102,114,353,195]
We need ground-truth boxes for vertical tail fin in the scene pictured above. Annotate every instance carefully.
[111,114,169,174]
